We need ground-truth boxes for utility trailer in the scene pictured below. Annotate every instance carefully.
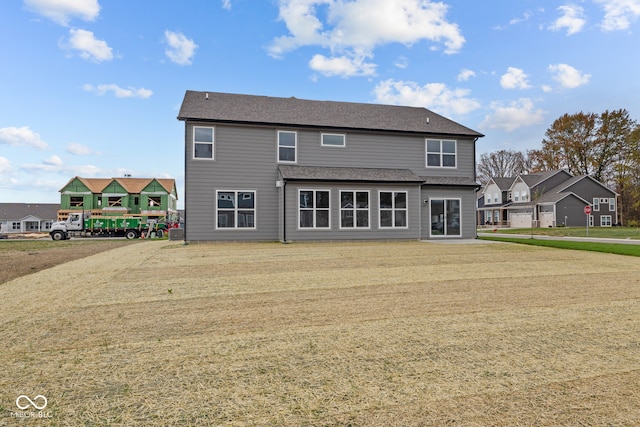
[50,212,170,240]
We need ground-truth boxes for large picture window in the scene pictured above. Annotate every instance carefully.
[299,190,330,228]
[278,131,297,163]
[426,139,456,168]
[340,191,369,228]
[379,191,407,228]
[194,126,214,159]
[217,191,256,229]
[430,199,461,236]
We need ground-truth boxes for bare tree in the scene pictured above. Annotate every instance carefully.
[477,149,529,184]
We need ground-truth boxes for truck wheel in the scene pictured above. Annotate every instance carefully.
[125,230,138,240]
[156,230,164,238]
[51,231,65,241]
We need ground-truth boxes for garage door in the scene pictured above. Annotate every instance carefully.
[510,212,531,228]
[539,212,554,228]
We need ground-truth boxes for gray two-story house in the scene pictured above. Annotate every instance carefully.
[479,169,618,228]
[178,91,483,242]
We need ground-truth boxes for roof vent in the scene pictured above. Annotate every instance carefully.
[205,92,209,100]
[426,117,430,124]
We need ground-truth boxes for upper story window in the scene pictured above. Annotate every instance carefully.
[609,198,616,211]
[193,126,214,159]
[321,133,345,147]
[426,139,456,168]
[593,198,600,211]
[278,131,297,163]
[70,196,84,207]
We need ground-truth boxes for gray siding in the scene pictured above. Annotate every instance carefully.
[281,182,421,241]
[185,124,280,241]
[295,129,476,179]
[185,122,477,241]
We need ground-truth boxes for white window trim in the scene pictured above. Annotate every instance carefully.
[215,190,257,230]
[277,130,297,163]
[339,190,370,229]
[609,198,616,211]
[193,126,215,160]
[429,198,462,238]
[593,198,600,211]
[378,191,409,229]
[298,189,331,229]
[321,133,346,147]
[425,139,457,168]
[600,215,612,227]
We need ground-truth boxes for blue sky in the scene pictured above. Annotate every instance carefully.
[2,0,640,209]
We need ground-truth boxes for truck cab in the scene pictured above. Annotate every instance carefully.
[50,213,85,240]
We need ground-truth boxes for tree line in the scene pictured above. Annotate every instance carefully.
[477,109,640,225]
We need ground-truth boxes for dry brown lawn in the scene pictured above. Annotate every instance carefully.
[1,240,640,426]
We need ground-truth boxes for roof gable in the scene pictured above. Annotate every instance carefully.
[59,176,177,197]
[178,90,483,138]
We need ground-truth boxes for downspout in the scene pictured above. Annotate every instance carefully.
[282,179,287,243]
[473,136,479,238]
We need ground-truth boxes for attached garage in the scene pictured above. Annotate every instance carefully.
[539,211,555,228]
[510,212,531,228]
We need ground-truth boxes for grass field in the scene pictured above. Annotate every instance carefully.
[2,240,640,425]
[482,226,640,239]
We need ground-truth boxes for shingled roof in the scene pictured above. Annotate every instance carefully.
[178,91,483,138]
[278,165,424,183]
[60,177,177,195]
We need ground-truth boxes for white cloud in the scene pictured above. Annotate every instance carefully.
[548,63,591,88]
[549,5,586,35]
[0,156,13,174]
[43,155,63,166]
[22,157,102,176]
[0,126,48,149]
[24,0,100,26]
[500,67,531,90]
[83,83,153,98]
[269,0,465,77]
[66,142,102,155]
[494,11,533,30]
[164,30,197,65]
[373,79,481,117]
[595,0,640,31]
[309,53,376,77]
[480,98,546,132]
[221,0,231,10]
[63,28,113,62]
[457,68,476,82]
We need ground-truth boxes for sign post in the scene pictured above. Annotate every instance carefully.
[584,205,592,237]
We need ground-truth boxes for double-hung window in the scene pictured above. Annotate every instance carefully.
[193,126,214,159]
[609,198,615,211]
[593,198,600,211]
[426,139,456,168]
[379,191,407,228]
[217,191,256,229]
[340,191,369,228]
[299,190,330,228]
[278,131,297,162]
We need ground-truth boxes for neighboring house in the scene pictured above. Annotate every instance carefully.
[58,176,179,222]
[178,90,484,242]
[478,170,618,228]
[0,203,59,234]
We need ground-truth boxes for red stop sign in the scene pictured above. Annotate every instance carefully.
[584,205,592,215]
